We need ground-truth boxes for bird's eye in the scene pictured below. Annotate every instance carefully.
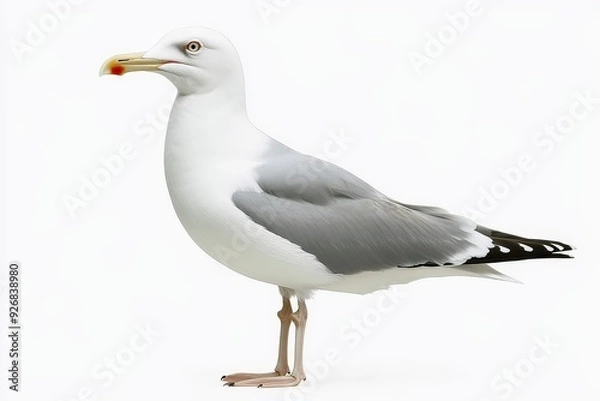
[185,41,202,54]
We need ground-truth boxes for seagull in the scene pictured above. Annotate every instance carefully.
[100,27,574,388]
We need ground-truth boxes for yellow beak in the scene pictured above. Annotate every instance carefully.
[99,52,168,76]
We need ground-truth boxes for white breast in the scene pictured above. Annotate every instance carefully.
[163,97,336,294]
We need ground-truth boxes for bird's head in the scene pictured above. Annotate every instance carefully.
[100,27,244,95]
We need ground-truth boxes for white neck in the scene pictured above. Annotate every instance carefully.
[164,83,272,177]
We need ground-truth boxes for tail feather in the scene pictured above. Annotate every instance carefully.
[463,226,574,265]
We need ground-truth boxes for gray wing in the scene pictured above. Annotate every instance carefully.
[232,146,493,275]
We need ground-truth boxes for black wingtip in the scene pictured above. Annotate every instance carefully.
[464,228,576,265]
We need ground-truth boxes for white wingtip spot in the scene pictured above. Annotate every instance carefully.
[498,245,510,254]
[519,243,534,252]
[543,244,554,252]
[551,243,564,251]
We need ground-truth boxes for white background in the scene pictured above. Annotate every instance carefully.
[2,0,599,400]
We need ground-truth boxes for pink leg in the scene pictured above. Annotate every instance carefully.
[227,299,308,388]
[221,292,293,384]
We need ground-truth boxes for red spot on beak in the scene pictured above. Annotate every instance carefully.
[110,65,125,76]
